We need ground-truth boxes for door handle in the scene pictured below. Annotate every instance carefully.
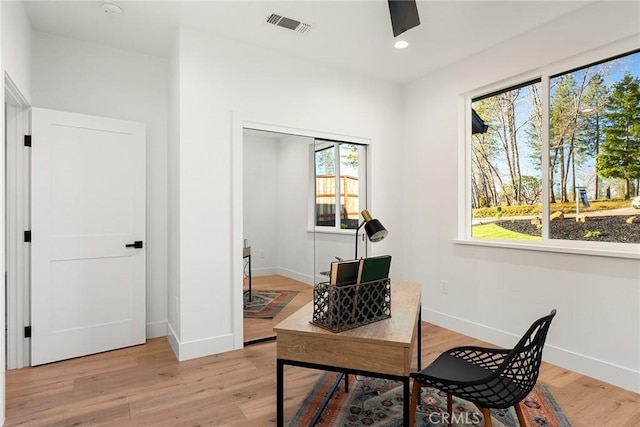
[125,241,143,249]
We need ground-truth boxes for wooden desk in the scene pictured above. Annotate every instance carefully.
[243,246,252,301]
[274,282,422,426]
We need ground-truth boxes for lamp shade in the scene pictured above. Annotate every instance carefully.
[355,209,388,258]
[360,209,388,242]
[365,219,388,242]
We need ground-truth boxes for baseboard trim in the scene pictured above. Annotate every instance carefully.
[423,308,640,393]
[166,322,179,359]
[276,267,314,285]
[179,334,235,361]
[252,267,279,276]
[146,320,167,339]
[165,325,235,362]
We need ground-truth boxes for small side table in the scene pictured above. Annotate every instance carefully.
[243,246,252,302]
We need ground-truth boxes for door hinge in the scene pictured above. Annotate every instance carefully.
[24,135,32,147]
[24,326,31,338]
[24,230,31,242]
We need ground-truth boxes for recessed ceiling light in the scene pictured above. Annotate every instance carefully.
[394,40,409,49]
[101,2,123,16]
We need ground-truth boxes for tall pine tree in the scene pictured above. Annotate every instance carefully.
[596,73,640,199]
[580,74,609,199]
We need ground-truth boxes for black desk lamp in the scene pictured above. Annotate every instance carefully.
[355,209,388,258]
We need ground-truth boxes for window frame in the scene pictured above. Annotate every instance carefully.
[458,38,640,259]
[310,139,368,235]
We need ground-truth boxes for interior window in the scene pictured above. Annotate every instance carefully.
[314,140,366,231]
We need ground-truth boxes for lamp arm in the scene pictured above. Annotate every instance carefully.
[355,221,366,259]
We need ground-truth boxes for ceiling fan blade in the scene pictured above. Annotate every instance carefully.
[388,0,421,37]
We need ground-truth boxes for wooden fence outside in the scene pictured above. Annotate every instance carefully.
[316,174,359,223]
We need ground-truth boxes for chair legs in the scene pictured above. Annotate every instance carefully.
[410,381,454,427]
[477,403,527,427]
[411,384,528,427]
[409,379,425,427]
[514,401,528,427]
[479,406,492,427]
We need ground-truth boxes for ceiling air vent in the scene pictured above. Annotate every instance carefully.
[266,13,311,34]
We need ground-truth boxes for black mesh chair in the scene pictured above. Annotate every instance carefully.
[410,310,556,427]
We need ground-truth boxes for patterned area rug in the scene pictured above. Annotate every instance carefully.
[290,372,572,426]
[243,290,298,318]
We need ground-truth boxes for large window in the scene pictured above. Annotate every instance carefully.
[314,140,366,231]
[471,80,543,241]
[469,49,640,250]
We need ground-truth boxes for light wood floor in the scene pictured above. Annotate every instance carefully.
[6,275,639,426]
[243,275,314,343]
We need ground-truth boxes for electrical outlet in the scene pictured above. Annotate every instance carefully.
[441,280,448,294]
[260,251,265,258]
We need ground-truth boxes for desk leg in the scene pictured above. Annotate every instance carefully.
[417,308,422,371]
[403,376,411,426]
[248,255,252,301]
[277,359,284,427]
[243,255,252,302]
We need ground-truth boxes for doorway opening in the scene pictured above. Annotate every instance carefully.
[237,122,370,345]
[242,129,314,345]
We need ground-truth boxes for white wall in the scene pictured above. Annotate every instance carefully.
[171,26,402,359]
[167,32,181,347]
[276,135,316,283]
[243,131,281,274]
[31,33,169,339]
[402,1,640,392]
[2,0,31,103]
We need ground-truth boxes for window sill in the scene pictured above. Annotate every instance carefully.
[454,239,640,260]
[308,228,357,236]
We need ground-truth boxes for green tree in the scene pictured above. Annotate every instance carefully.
[472,84,540,208]
[471,128,505,208]
[339,144,359,171]
[596,73,640,199]
[525,82,543,172]
[549,70,597,204]
[520,175,542,205]
[549,75,578,203]
[315,146,335,174]
[580,73,609,199]
[471,101,508,207]
[495,90,524,205]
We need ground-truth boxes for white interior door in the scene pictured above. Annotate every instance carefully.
[31,108,146,366]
